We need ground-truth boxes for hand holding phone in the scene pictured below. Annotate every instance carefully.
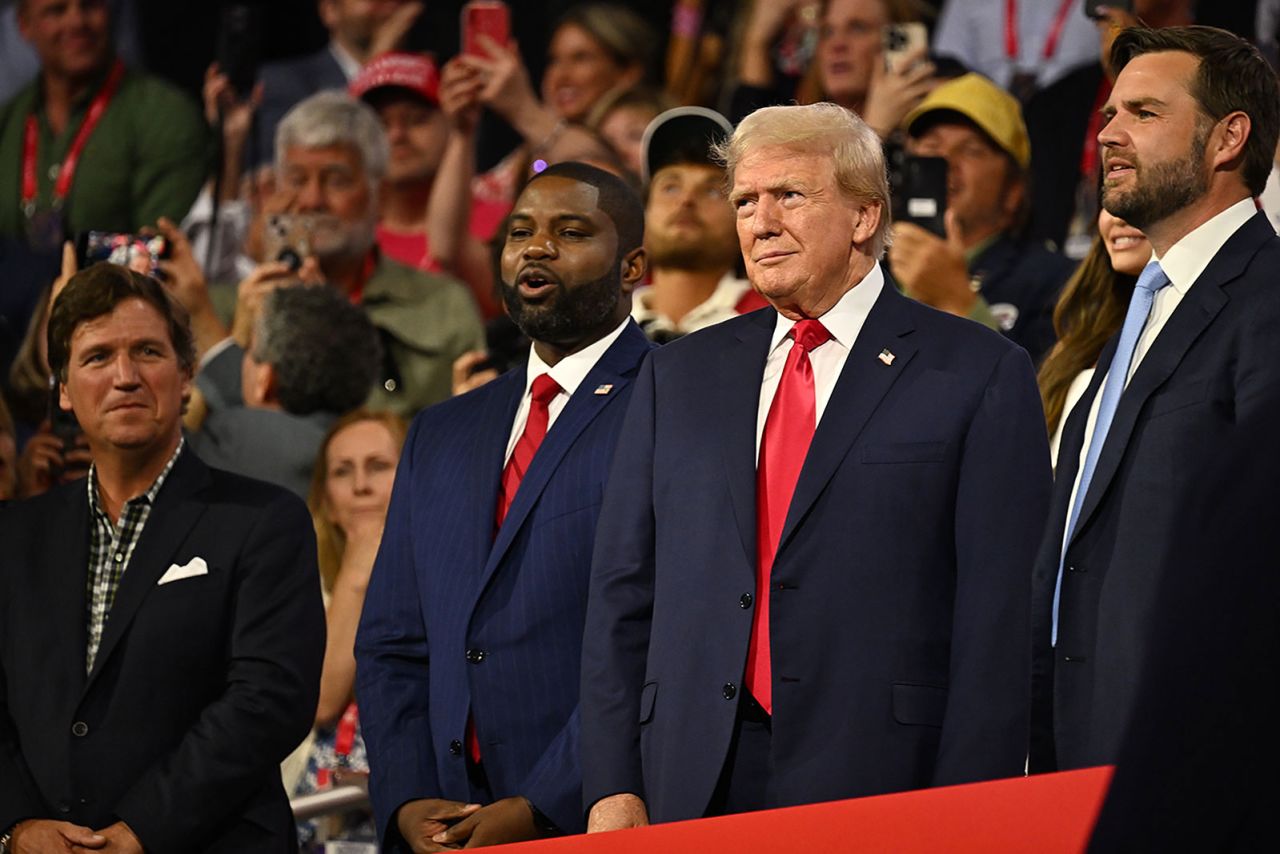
[462,1,511,57]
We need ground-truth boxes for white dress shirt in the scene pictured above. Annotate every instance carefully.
[504,320,630,464]
[1063,198,1256,535]
[755,262,885,459]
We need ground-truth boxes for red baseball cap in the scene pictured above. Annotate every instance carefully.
[350,53,440,106]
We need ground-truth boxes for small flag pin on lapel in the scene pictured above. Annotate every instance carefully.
[594,384,614,395]
[878,348,896,366]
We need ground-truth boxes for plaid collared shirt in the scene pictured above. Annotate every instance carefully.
[84,439,184,673]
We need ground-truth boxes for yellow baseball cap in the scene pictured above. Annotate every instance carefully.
[903,73,1031,170]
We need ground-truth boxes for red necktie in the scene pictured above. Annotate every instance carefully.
[471,373,562,764]
[495,373,563,528]
[746,319,831,715]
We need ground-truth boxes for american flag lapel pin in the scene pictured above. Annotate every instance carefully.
[594,384,613,395]
[878,348,896,366]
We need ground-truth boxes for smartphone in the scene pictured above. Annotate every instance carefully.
[1083,0,1134,21]
[262,214,316,269]
[889,154,949,239]
[216,4,264,100]
[462,1,510,57]
[882,22,928,73]
[76,231,170,275]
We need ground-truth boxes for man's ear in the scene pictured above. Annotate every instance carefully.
[852,202,883,248]
[1212,111,1251,172]
[58,378,73,413]
[619,247,647,295]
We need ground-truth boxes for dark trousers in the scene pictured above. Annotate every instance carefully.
[705,693,776,816]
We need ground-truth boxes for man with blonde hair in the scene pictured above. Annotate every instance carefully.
[581,102,1051,828]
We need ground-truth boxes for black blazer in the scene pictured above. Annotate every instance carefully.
[582,283,1052,822]
[1031,211,1280,772]
[0,450,325,852]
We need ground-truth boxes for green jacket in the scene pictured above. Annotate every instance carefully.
[209,256,484,419]
[0,63,210,240]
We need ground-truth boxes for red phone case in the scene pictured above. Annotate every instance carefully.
[463,1,510,56]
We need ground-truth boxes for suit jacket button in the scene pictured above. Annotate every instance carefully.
[722,682,737,700]
[465,649,485,664]
[739,593,753,609]
[71,721,89,737]
[58,802,71,813]
[449,740,463,756]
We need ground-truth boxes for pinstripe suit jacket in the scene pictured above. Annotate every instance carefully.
[355,322,653,847]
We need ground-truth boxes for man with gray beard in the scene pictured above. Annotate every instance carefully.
[222,92,482,418]
[630,108,766,343]
[1030,26,1280,775]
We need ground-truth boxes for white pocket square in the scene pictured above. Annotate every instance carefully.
[157,557,209,585]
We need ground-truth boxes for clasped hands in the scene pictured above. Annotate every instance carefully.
[397,796,544,851]
[9,819,141,854]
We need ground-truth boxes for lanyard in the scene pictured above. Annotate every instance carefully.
[1005,0,1077,63]
[22,59,125,213]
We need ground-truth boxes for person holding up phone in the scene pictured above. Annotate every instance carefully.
[889,73,1075,364]
[733,0,938,140]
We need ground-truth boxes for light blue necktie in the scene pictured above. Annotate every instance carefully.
[1051,260,1171,646]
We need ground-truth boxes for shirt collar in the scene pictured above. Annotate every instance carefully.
[523,319,630,399]
[328,41,363,82]
[87,437,185,520]
[631,274,751,332]
[1154,198,1257,295]
[768,261,885,354]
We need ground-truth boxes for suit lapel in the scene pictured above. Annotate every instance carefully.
[780,284,918,550]
[462,370,525,576]
[481,324,652,590]
[47,484,92,688]
[1069,215,1268,541]
[719,310,775,569]
[84,451,210,691]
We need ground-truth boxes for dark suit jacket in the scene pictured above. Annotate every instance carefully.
[355,323,653,846]
[0,450,325,852]
[1088,393,1280,853]
[581,283,1052,823]
[252,47,349,167]
[1031,212,1280,773]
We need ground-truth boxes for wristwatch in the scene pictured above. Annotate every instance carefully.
[0,825,13,854]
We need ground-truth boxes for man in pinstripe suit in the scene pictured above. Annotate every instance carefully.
[355,162,653,851]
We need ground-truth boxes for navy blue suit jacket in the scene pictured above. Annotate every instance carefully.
[1031,211,1280,772]
[355,322,653,846]
[581,282,1052,822]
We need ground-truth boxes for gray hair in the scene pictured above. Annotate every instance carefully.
[712,102,893,257]
[275,90,389,189]
[252,284,382,416]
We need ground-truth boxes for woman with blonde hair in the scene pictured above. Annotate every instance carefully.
[292,409,408,846]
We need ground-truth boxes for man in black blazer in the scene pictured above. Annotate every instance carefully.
[1031,26,1280,773]
[0,264,324,852]
[582,102,1051,831]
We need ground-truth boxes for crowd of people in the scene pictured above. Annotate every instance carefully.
[1,1,1279,852]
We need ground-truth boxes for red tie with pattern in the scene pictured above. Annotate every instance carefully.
[471,373,563,764]
[745,318,832,715]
